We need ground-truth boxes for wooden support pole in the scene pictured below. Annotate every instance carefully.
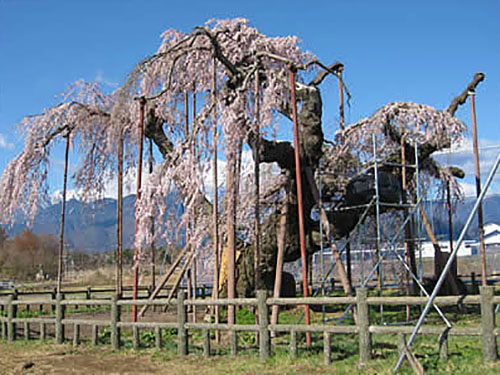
[57,131,71,293]
[337,66,345,132]
[470,90,487,286]
[177,290,188,356]
[139,244,190,317]
[148,138,156,291]
[211,56,221,343]
[189,88,198,322]
[226,152,236,325]
[289,67,311,346]
[271,186,289,335]
[254,69,262,292]
[191,257,197,323]
[132,97,146,322]
[116,131,124,296]
[162,248,197,311]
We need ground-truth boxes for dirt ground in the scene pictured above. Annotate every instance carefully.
[0,343,165,375]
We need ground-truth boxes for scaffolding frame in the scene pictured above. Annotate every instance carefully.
[315,134,433,325]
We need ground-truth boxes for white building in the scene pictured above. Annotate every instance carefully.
[484,223,500,247]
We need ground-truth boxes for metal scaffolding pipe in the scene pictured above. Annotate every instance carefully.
[394,151,500,373]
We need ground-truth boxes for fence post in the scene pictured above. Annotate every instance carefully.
[289,330,297,358]
[324,331,331,364]
[24,321,30,340]
[230,330,238,356]
[110,294,120,350]
[177,290,188,355]
[155,326,162,349]
[133,326,140,349]
[86,286,92,300]
[7,295,16,342]
[203,329,210,357]
[436,330,449,361]
[51,288,57,313]
[1,316,5,340]
[257,290,270,359]
[73,324,80,347]
[55,293,65,344]
[471,272,478,294]
[92,325,98,346]
[40,323,46,341]
[480,285,497,363]
[397,333,406,354]
[356,287,371,364]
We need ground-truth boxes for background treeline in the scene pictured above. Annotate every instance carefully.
[0,228,177,282]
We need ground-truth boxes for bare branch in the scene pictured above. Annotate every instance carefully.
[446,72,485,116]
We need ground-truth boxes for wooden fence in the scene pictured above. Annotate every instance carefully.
[0,287,498,365]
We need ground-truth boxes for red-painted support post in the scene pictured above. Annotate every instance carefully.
[289,66,311,346]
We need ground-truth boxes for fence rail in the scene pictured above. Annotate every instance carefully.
[0,287,498,365]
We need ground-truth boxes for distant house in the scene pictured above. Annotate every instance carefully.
[484,223,500,247]
[419,240,473,258]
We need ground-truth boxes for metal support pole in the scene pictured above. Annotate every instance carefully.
[132,97,146,322]
[400,135,411,321]
[414,143,423,284]
[289,66,311,345]
[394,151,500,373]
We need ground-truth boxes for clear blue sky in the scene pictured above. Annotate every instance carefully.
[0,0,499,195]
